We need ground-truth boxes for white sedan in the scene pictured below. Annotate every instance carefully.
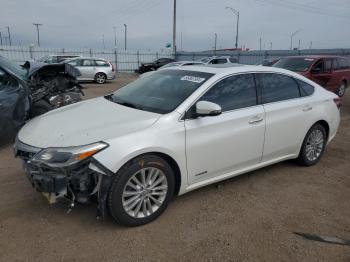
[14,65,341,226]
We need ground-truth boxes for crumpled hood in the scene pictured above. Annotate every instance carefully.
[18,97,161,148]
[23,61,81,78]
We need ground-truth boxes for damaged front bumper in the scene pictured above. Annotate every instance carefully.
[14,139,112,218]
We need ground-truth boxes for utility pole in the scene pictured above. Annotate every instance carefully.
[225,7,240,49]
[309,41,313,49]
[33,23,43,47]
[214,33,217,52]
[270,42,272,50]
[7,26,11,46]
[259,37,262,51]
[172,0,177,54]
[102,34,105,49]
[290,29,301,50]
[0,32,2,46]
[298,39,301,50]
[113,26,117,48]
[124,24,127,50]
[180,32,183,51]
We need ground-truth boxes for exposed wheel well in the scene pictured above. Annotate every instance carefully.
[315,120,329,140]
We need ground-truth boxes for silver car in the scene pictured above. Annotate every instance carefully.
[200,56,238,64]
[65,57,116,84]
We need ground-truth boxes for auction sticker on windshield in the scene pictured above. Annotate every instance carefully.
[181,76,206,83]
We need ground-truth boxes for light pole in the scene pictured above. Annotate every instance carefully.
[113,26,117,48]
[290,29,301,50]
[0,32,2,46]
[33,23,43,47]
[124,24,127,50]
[225,6,239,49]
[214,33,217,53]
[173,0,177,54]
[7,26,11,46]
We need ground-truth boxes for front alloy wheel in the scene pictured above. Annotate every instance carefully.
[108,155,175,226]
[122,167,168,218]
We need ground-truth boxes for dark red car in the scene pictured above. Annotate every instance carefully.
[273,55,350,97]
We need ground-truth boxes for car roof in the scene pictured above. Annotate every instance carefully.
[163,64,302,76]
[281,55,343,59]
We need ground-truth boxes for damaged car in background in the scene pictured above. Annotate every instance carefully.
[0,55,83,143]
[14,66,340,227]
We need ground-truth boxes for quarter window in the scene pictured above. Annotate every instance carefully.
[199,74,257,112]
[209,58,228,64]
[297,79,315,96]
[259,73,300,103]
[95,60,109,66]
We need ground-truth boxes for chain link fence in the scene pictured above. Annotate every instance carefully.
[0,45,173,71]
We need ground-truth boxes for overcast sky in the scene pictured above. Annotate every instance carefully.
[1,0,349,51]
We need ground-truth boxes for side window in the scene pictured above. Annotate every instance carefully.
[210,58,228,64]
[229,57,238,63]
[199,74,257,112]
[68,59,78,66]
[95,60,109,66]
[337,58,350,70]
[82,59,95,66]
[297,79,315,96]
[0,69,17,90]
[259,73,300,103]
[324,59,332,73]
[312,60,323,73]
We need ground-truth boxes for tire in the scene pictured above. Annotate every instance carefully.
[336,81,347,97]
[297,124,327,166]
[95,72,107,84]
[30,100,52,118]
[108,154,175,227]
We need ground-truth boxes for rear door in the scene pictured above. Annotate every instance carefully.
[185,73,265,184]
[256,73,314,161]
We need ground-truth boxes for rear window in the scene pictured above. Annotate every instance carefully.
[273,58,314,72]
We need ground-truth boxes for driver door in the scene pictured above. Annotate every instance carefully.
[310,58,333,88]
[185,73,265,184]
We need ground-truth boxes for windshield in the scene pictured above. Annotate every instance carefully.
[160,62,182,69]
[0,55,27,80]
[273,58,315,72]
[107,70,213,114]
[200,58,211,63]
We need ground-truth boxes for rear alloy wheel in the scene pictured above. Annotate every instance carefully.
[337,81,347,97]
[108,155,175,226]
[297,124,327,166]
[95,72,107,84]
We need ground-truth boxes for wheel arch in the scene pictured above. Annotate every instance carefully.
[314,119,330,140]
[112,151,182,196]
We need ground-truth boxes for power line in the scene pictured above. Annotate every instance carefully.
[254,0,350,19]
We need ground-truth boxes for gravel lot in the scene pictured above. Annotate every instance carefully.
[1,73,350,262]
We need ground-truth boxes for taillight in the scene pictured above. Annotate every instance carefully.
[333,97,342,109]
[110,62,115,72]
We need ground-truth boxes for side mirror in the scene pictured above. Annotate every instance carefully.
[196,101,222,117]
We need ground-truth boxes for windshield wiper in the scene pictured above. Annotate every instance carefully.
[105,95,144,110]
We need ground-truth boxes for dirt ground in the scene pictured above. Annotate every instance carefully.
[1,73,350,262]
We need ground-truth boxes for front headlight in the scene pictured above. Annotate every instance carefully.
[33,142,108,167]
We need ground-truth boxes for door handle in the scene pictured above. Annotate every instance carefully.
[302,105,313,112]
[248,116,264,124]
